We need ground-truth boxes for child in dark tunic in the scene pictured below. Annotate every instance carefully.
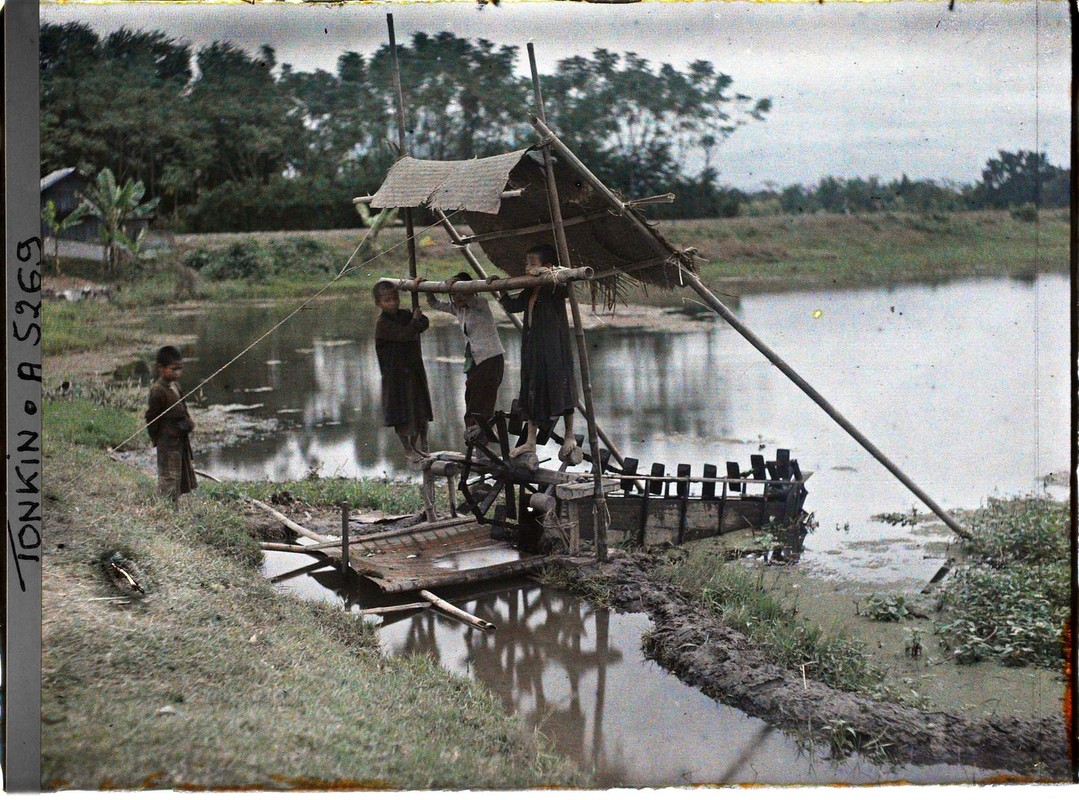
[373,281,433,466]
[145,345,198,503]
[501,244,581,464]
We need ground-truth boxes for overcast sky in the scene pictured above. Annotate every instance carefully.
[42,1,1069,191]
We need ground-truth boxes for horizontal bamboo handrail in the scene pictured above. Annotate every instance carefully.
[353,188,524,205]
[383,267,593,294]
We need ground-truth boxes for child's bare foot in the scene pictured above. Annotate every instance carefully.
[558,440,584,465]
[509,443,535,459]
[406,450,426,468]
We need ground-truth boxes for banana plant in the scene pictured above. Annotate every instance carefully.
[40,199,88,274]
[76,167,159,272]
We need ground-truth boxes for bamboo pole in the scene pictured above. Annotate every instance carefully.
[419,589,496,631]
[384,268,593,294]
[528,42,609,562]
[682,269,970,539]
[526,116,969,540]
[387,14,419,311]
[260,542,322,554]
[359,601,433,616]
[249,498,335,543]
[457,209,612,245]
[340,501,350,577]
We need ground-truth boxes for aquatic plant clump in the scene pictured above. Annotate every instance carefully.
[935,495,1068,669]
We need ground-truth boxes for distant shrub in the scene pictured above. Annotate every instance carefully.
[1010,203,1038,222]
[267,237,338,276]
[199,240,273,281]
[183,236,339,281]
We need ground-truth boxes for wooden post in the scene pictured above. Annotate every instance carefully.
[447,476,458,517]
[528,43,609,562]
[387,13,419,310]
[340,501,350,577]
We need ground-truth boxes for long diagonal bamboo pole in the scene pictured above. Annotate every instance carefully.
[526,116,970,539]
[528,43,609,561]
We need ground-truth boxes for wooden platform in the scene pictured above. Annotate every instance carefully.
[311,519,554,593]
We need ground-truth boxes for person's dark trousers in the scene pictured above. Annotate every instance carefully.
[464,354,504,427]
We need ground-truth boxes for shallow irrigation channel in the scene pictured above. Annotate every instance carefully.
[260,550,1036,787]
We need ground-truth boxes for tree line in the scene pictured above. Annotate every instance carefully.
[42,22,1066,233]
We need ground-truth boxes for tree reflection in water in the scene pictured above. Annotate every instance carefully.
[387,584,622,775]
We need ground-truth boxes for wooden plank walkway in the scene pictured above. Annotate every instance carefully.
[311,518,553,594]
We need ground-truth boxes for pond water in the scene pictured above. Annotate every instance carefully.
[174,275,1065,786]
[174,274,1069,587]
[263,554,1007,787]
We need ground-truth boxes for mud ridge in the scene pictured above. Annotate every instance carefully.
[557,553,1068,778]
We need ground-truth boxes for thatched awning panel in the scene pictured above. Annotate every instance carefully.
[462,153,691,289]
[370,149,530,215]
[369,147,694,290]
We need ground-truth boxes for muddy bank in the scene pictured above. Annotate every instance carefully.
[556,553,1068,778]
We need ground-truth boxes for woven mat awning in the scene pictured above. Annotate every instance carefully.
[368,146,694,290]
[370,149,531,215]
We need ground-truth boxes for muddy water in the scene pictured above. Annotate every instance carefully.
[174,276,1064,783]
[175,275,1068,587]
[263,551,1005,786]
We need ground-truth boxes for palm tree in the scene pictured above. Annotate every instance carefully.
[76,167,159,272]
[40,199,88,274]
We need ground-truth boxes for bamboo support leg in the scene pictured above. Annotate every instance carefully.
[528,43,609,562]
[419,590,496,631]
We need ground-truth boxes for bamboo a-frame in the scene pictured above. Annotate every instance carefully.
[369,33,968,542]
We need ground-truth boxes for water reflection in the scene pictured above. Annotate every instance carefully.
[262,552,1009,786]
[180,275,1068,586]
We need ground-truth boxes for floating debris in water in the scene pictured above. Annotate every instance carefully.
[435,356,467,364]
[265,359,283,365]
[313,339,354,347]
[213,403,263,413]
[240,386,274,393]
[277,408,302,414]
[294,348,314,354]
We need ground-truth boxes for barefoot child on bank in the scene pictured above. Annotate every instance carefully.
[373,281,433,466]
[145,345,198,503]
[500,244,582,465]
[426,272,505,444]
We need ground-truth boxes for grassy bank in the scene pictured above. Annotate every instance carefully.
[671,208,1068,293]
[48,210,1067,321]
[43,399,582,789]
[205,475,436,518]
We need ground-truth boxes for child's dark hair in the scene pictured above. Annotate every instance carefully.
[453,271,472,282]
[156,345,182,367]
[526,244,558,267]
[372,280,397,301]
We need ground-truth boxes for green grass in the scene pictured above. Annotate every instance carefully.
[206,475,434,516]
[43,431,582,789]
[44,398,142,450]
[43,301,146,356]
[652,550,894,698]
[49,210,1068,313]
[657,209,1068,295]
[933,495,1068,669]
